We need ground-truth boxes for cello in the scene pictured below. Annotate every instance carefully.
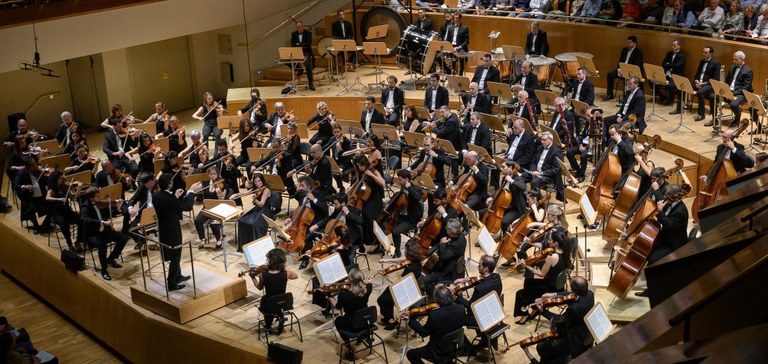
[415,212,443,256]
[378,187,410,235]
[347,166,372,210]
[481,164,520,234]
[691,119,748,223]
[584,117,634,218]
[497,193,551,262]
[622,160,687,239]
[283,185,317,252]
[446,170,477,212]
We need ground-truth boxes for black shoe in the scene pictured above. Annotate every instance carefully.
[101,271,112,281]
[500,260,513,267]
[169,284,185,291]
[358,245,365,253]
[177,275,191,283]
[133,243,141,250]
[298,260,309,270]
[635,289,649,297]
[694,114,705,121]
[669,109,681,115]
[384,319,398,330]
[474,242,480,248]
[393,251,402,258]
[344,350,355,361]
[602,94,614,101]
[108,260,122,269]
[704,120,714,127]
[308,84,316,91]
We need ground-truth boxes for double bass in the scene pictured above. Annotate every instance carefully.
[481,164,520,234]
[584,118,635,218]
[378,187,409,235]
[283,185,317,252]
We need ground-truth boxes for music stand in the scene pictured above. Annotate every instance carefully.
[363,42,389,91]
[539,124,564,148]
[467,144,494,165]
[709,79,735,139]
[446,75,471,95]
[278,47,306,95]
[618,62,643,99]
[642,63,668,122]
[246,147,272,165]
[217,115,242,135]
[364,23,390,76]
[478,112,505,153]
[670,75,697,134]
[428,40,456,76]
[457,200,482,265]
[332,39,362,95]
[184,173,208,190]
[435,138,458,159]
[413,174,437,192]
[743,90,765,151]
[262,173,287,193]
[535,89,557,115]
[201,200,243,271]
[402,131,426,148]
[263,215,291,245]
[577,55,600,78]
[414,106,432,121]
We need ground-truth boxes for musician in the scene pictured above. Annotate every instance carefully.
[229,118,257,169]
[484,159,528,233]
[62,128,88,161]
[347,155,385,255]
[100,104,133,129]
[403,105,427,134]
[162,116,187,154]
[513,230,570,324]
[194,167,232,250]
[287,176,330,269]
[522,315,572,364]
[307,101,335,146]
[450,151,488,211]
[251,249,298,335]
[524,22,549,57]
[505,119,537,168]
[522,132,563,197]
[310,192,363,256]
[461,83,491,122]
[424,73,450,113]
[136,133,160,174]
[381,76,405,126]
[550,97,576,148]
[633,143,656,198]
[432,105,462,175]
[563,67,596,106]
[102,118,139,183]
[237,87,267,126]
[45,171,82,251]
[538,276,595,358]
[386,170,424,258]
[237,173,275,253]
[705,128,755,177]
[418,190,459,243]
[264,102,298,147]
[413,9,434,31]
[437,11,453,40]
[692,46,721,122]
[153,174,201,290]
[647,167,668,202]
[291,21,315,91]
[330,269,373,360]
[75,187,128,281]
[212,140,242,202]
[290,143,335,201]
[192,92,224,145]
[472,53,501,100]
[604,35,644,101]
[6,136,30,186]
[2,118,39,148]
[158,151,187,193]
[607,123,637,177]
[421,218,466,296]
[458,254,503,352]
[376,240,423,330]
[144,102,169,135]
[331,10,355,65]
[511,63,541,111]
[515,204,566,263]
[55,111,76,152]
[64,145,97,176]
[405,285,467,364]
[328,125,354,191]
[95,160,132,196]
[439,12,469,75]
[360,96,387,135]
[408,136,451,189]
[180,130,208,171]
[603,76,646,135]
[122,171,156,250]
[14,158,52,234]
[662,40,686,114]
[462,113,492,157]
[718,51,753,125]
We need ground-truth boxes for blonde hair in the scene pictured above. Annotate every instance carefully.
[348,268,367,297]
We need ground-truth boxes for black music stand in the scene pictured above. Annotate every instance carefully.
[670,75,695,134]
[643,63,669,122]
[278,47,306,96]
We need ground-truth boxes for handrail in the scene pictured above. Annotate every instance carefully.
[237,0,325,48]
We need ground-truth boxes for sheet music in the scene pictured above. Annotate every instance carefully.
[477,226,497,256]
[314,253,348,285]
[208,203,240,220]
[585,302,612,343]
[373,221,391,251]
[390,273,424,312]
[242,236,275,267]
[579,192,597,226]
[471,292,505,332]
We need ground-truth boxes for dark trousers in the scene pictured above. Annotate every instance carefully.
[407,345,438,364]
[605,69,622,97]
[51,208,81,246]
[194,212,222,241]
[730,94,747,122]
[665,79,682,111]
[566,145,589,178]
[111,158,139,178]
[202,124,223,146]
[392,217,417,256]
[465,193,485,212]
[86,229,128,272]
[377,288,397,322]
[513,279,549,317]
[698,84,715,116]
[167,254,182,286]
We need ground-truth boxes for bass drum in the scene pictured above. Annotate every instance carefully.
[316,36,337,58]
[360,6,406,58]
[397,25,437,75]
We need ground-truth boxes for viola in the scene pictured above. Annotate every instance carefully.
[237,264,268,278]
[452,276,484,295]
[524,247,556,266]
[518,331,556,348]
[308,282,351,294]
[377,260,411,276]
[378,187,410,235]
[95,198,123,210]
[481,165,521,234]
[407,303,438,319]
[523,293,577,313]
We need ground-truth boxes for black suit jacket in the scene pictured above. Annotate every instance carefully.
[462,123,492,153]
[360,108,387,134]
[525,31,549,56]
[461,92,491,115]
[563,79,595,106]
[434,114,462,152]
[471,65,501,94]
[725,64,754,96]
[654,200,689,255]
[693,57,721,85]
[433,235,467,280]
[380,86,405,116]
[716,142,755,174]
[616,89,646,131]
[424,86,450,112]
[512,72,540,105]
[290,30,313,58]
[506,131,537,168]
[508,103,538,126]
[153,189,196,261]
[616,46,643,68]
[456,273,502,309]
[239,99,267,125]
[414,17,433,31]
[315,205,364,244]
[529,145,563,179]
[662,51,685,76]
[331,20,353,40]
[454,162,489,201]
[79,200,113,237]
[549,109,576,147]
[309,156,335,195]
[443,24,469,51]
[613,135,636,175]
[409,148,451,187]
[102,131,137,162]
[409,303,467,361]
[402,184,424,224]
[564,290,595,356]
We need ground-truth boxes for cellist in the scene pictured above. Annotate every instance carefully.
[448,150,488,212]
[481,159,527,235]
[387,170,424,258]
[285,176,330,270]
[308,193,363,263]
[701,128,755,180]
[416,189,458,246]
[407,136,451,213]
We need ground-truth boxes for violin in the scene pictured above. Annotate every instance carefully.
[230,186,266,200]
[518,331,556,348]
[109,168,131,184]
[22,146,49,156]
[95,198,124,210]
[210,177,225,191]
[524,247,556,266]
[376,260,411,276]
[141,143,163,157]
[237,264,268,278]
[523,293,577,313]
[407,303,438,319]
[526,222,557,243]
[295,239,339,262]
[308,282,351,294]
[452,276,484,295]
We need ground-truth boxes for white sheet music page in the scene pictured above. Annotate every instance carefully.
[585,302,613,343]
[477,226,497,256]
[314,253,348,285]
[242,236,275,267]
[208,203,240,220]
[579,192,597,226]
[471,292,505,332]
[390,273,424,312]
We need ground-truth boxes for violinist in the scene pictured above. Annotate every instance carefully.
[431,105,462,175]
[251,248,298,335]
[157,116,187,154]
[421,218,466,297]
[229,118,257,169]
[179,130,207,171]
[449,151,488,212]
[521,315,571,364]
[55,111,76,152]
[192,92,224,146]
[282,122,303,170]
[264,102,298,147]
[607,123,636,177]
[407,136,450,191]
[536,276,594,358]
[45,170,82,251]
[549,97,575,149]
[457,255,502,353]
[402,105,427,134]
[61,122,87,160]
[95,160,131,196]
[137,133,160,174]
[195,167,233,250]
[237,88,267,127]
[102,118,139,184]
[307,101,335,146]
[158,151,187,193]
[404,285,466,364]
[6,135,32,184]
[285,176,330,270]
[100,103,133,130]
[513,230,570,324]
[309,193,363,262]
[288,144,335,203]
[79,187,129,281]
[381,75,405,126]
[255,140,296,196]
[359,96,386,135]
[236,173,275,253]
[14,157,52,233]
[3,119,40,148]
[343,134,384,173]
[211,140,242,204]
[122,172,156,250]
[376,240,423,330]
[701,128,755,177]
[521,132,563,200]
[349,155,386,255]
[328,124,354,191]
[516,204,566,264]
[389,170,424,258]
[65,145,97,176]
[481,159,528,235]
[145,101,170,135]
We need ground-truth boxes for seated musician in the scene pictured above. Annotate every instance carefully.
[257,137,296,197]
[289,143,336,203]
[328,125,354,191]
[136,133,160,174]
[512,62,540,113]
[606,123,636,178]
[157,151,187,193]
[421,218,466,297]
[180,130,207,171]
[122,171,156,250]
[602,76,646,136]
[712,51,753,126]
[250,248,298,335]
[308,193,364,264]
[462,113,493,166]
[549,97,575,149]
[536,276,595,358]
[483,159,528,234]
[522,315,572,364]
[457,255,503,353]
[418,189,459,243]
[236,173,275,253]
[329,269,374,361]
[405,285,467,364]
[360,96,386,136]
[513,230,570,324]
[408,136,450,189]
[516,204,566,264]
[472,53,501,101]
[64,145,97,176]
[348,155,386,255]
[157,116,187,154]
[45,171,82,251]
[377,240,424,330]
[211,140,242,203]
[55,111,76,152]
[286,176,330,270]
[633,143,656,198]
[461,83,491,123]
[381,75,405,126]
[563,67,596,106]
[522,132,564,200]
[6,136,32,185]
[438,12,469,76]
[194,167,233,250]
[143,102,168,134]
[14,158,52,233]
[566,109,599,184]
[237,87,267,127]
[423,73,449,114]
[504,118,537,168]
[79,187,129,281]
[228,118,257,170]
[95,160,131,199]
[431,105,462,175]
[604,36,644,101]
[648,167,668,202]
[3,118,41,149]
[307,101,335,146]
[264,102,298,147]
[701,128,755,178]
[102,118,139,187]
[282,122,303,171]
[389,170,424,258]
[449,151,488,211]
[402,105,428,134]
[99,103,133,130]
[413,9,433,31]
[508,91,538,126]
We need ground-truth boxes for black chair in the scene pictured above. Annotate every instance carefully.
[431,327,468,364]
[382,156,400,194]
[336,306,388,363]
[298,142,312,159]
[257,292,302,344]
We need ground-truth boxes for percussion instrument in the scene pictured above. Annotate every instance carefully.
[397,25,437,75]
[530,56,557,89]
[555,52,594,80]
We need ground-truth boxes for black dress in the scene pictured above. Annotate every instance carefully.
[513,253,566,317]
[334,283,374,339]
[237,190,274,250]
[259,270,288,328]
[356,174,384,246]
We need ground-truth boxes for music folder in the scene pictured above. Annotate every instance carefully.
[390,273,425,312]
